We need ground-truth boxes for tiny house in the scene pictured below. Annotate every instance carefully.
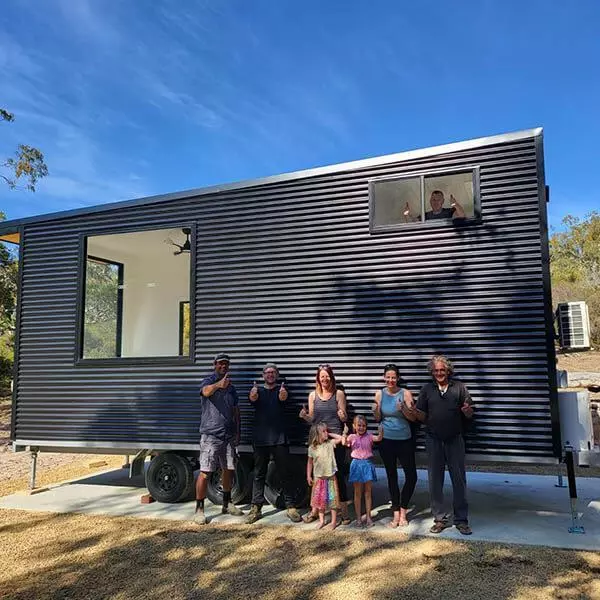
[1,128,561,503]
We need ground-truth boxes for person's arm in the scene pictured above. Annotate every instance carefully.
[306,456,314,486]
[233,405,241,445]
[372,426,384,443]
[414,387,429,423]
[450,194,466,219]
[202,373,229,397]
[460,384,474,419]
[278,381,288,402]
[299,391,315,422]
[329,432,346,446]
[336,389,347,422]
[372,390,382,422]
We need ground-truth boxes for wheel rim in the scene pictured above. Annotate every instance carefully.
[210,470,236,495]
[156,463,179,493]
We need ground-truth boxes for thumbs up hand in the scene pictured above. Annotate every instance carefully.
[249,380,259,402]
[461,401,474,418]
[278,380,288,402]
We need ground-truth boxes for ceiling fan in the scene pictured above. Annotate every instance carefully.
[164,228,191,255]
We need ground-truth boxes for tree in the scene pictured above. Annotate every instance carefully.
[1,108,48,192]
[550,212,600,347]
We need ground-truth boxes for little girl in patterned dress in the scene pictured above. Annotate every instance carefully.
[306,422,344,530]
[345,415,383,527]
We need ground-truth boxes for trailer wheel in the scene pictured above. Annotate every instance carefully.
[145,452,194,503]
[264,455,310,509]
[205,458,252,506]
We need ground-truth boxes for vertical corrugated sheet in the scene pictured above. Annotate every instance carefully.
[13,133,559,459]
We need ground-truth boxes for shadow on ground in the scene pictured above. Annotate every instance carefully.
[1,509,599,600]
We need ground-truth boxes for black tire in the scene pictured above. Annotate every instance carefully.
[146,452,194,503]
[264,455,310,509]
[205,457,252,506]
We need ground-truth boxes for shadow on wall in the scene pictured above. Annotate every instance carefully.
[315,215,528,452]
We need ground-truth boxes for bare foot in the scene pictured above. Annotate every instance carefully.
[325,521,338,531]
[387,520,400,529]
[398,518,409,527]
[365,519,374,527]
[316,521,326,530]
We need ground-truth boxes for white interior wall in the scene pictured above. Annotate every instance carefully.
[87,229,191,357]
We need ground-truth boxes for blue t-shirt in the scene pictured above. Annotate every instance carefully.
[199,372,239,439]
[381,388,412,441]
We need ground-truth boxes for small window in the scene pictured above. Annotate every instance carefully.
[370,168,480,232]
[80,227,193,360]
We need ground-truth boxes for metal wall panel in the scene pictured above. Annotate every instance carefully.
[12,132,560,459]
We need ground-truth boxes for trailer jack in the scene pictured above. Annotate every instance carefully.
[29,447,39,491]
[564,444,585,534]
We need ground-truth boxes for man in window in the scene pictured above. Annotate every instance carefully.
[246,363,303,524]
[193,352,244,524]
[425,190,466,220]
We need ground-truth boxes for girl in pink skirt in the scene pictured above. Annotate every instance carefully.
[306,422,344,530]
[345,415,383,527]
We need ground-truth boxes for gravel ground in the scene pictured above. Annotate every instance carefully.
[0,397,123,495]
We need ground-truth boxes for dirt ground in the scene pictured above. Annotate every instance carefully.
[557,350,600,373]
[0,509,598,600]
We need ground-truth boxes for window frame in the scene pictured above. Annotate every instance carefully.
[75,223,196,366]
[83,255,124,359]
[178,300,191,357]
[368,166,481,233]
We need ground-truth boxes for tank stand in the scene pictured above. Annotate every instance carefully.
[29,448,39,491]
[564,445,585,534]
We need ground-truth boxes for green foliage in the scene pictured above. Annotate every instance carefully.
[550,212,600,347]
[0,212,17,391]
[1,107,48,192]
[550,212,600,285]
[83,260,120,358]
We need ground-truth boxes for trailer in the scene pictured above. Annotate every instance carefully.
[0,127,563,505]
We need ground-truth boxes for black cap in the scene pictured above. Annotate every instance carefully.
[214,352,230,362]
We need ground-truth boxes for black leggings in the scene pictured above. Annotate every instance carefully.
[378,437,417,511]
[334,443,350,503]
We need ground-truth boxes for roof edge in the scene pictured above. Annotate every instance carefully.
[1,127,543,230]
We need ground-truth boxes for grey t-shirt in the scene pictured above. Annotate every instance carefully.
[199,372,239,440]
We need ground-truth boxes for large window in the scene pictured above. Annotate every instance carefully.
[369,168,480,232]
[80,227,193,360]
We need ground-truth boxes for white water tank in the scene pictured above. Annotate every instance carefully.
[558,390,594,457]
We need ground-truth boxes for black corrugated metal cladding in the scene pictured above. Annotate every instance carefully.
[13,133,559,459]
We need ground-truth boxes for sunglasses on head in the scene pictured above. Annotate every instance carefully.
[318,364,331,368]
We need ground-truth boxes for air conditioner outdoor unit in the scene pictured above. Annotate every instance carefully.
[556,301,591,350]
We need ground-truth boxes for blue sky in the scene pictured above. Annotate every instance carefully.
[1,0,599,230]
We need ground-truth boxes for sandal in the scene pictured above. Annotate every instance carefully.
[455,523,472,535]
[302,513,318,524]
[429,521,451,534]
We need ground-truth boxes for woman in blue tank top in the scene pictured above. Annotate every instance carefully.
[299,364,351,524]
[373,363,418,527]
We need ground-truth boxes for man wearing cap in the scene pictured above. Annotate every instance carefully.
[246,363,302,524]
[193,353,244,524]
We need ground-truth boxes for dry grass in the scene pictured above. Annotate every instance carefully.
[0,509,599,600]
[0,455,123,498]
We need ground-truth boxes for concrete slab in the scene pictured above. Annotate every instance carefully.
[1,468,599,551]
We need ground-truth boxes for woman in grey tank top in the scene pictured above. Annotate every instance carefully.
[299,364,351,524]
